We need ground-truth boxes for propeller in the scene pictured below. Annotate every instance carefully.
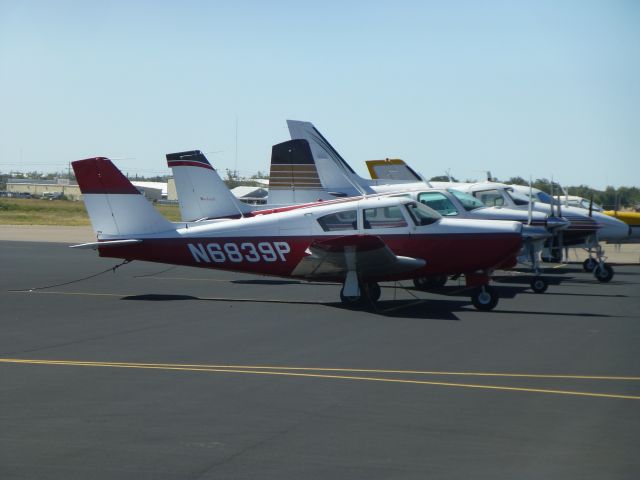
[556,194,564,262]
[589,194,594,217]
[527,175,533,225]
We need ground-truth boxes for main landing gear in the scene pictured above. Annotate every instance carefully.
[339,282,381,307]
[583,242,615,283]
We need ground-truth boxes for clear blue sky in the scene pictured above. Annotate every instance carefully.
[1,0,638,188]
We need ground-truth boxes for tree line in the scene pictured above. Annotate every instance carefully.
[428,175,640,210]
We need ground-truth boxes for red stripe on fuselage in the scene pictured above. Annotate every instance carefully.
[96,232,522,282]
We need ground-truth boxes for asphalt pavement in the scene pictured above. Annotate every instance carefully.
[1,240,639,479]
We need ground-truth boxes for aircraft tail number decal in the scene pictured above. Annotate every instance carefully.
[188,241,291,264]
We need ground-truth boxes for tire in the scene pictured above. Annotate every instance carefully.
[530,277,548,294]
[340,286,363,306]
[582,258,597,272]
[593,263,614,283]
[412,275,447,291]
[471,286,499,311]
[365,282,381,302]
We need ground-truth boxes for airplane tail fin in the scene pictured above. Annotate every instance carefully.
[284,120,373,200]
[268,139,332,205]
[72,157,174,237]
[365,159,427,183]
[166,150,252,221]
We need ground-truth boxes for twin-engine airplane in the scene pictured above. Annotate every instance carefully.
[72,157,524,311]
[279,120,629,282]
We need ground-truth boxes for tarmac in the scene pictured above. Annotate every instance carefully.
[1,237,639,479]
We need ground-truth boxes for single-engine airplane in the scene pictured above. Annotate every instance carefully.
[72,157,525,311]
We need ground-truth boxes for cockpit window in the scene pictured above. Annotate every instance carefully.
[473,189,505,207]
[506,188,531,206]
[363,205,408,229]
[448,189,484,211]
[579,199,603,211]
[317,210,357,232]
[417,192,458,216]
[405,201,440,226]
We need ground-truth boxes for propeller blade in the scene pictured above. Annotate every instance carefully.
[589,194,594,217]
[549,177,554,218]
[557,194,562,218]
[528,175,533,225]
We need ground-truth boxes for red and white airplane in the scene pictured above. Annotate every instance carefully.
[72,157,524,311]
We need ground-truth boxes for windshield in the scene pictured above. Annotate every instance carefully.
[405,201,440,226]
[505,188,531,206]
[579,198,603,211]
[417,191,458,216]
[448,188,484,211]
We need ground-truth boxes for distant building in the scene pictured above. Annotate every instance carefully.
[5,178,167,202]
[6,178,82,200]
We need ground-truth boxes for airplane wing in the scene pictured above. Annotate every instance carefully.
[291,235,425,279]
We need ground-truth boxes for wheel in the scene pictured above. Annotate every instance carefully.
[365,282,381,302]
[340,286,363,306]
[412,275,447,291]
[530,277,548,294]
[582,258,597,272]
[471,286,499,311]
[593,263,614,283]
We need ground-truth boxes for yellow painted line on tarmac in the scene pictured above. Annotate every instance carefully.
[137,277,231,282]
[1,359,638,401]
[8,290,125,297]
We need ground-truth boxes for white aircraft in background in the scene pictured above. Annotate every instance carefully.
[284,120,631,282]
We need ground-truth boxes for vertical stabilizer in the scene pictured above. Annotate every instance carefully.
[167,150,252,221]
[72,157,174,237]
[365,159,427,183]
[286,120,370,198]
[268,139,335,205]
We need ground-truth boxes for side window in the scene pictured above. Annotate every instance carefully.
[317,210,357,232]
[363,206,408,229]
[474,190,504,207]
[405,202,440,226]
[417,192,458,216]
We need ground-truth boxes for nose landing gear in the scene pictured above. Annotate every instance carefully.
[471,285,499,311]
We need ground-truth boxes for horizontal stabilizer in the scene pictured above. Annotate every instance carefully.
[70,239,143,250]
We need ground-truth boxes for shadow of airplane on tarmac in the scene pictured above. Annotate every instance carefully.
[120,280,621,321]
